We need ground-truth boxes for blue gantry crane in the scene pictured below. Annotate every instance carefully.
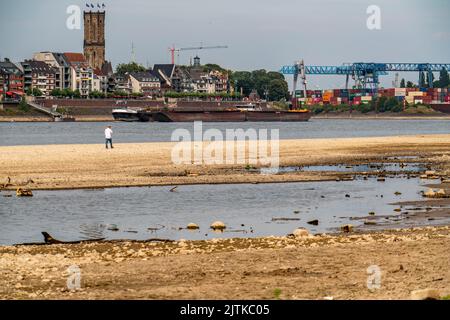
[280,61,450,96]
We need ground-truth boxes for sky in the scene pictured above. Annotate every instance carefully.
[1,0,449,89]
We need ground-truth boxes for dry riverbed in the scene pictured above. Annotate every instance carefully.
[0,226,449,300]
[1,134,450,300]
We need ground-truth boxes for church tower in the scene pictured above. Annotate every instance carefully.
[83,11,106,70]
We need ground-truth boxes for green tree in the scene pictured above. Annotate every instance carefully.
[406,81,415,88]
[384,97,402,112]
[438,67,450,88]
[18,96,30,112]
[400,78,406,88]
[116,62,147,75]
[231,71,254,96]
[51,88,62,97]
[73,90,81,98]
[26,88,42,96]
[202,64,226,73]
[268,79,289,101]
[376,96,387,113]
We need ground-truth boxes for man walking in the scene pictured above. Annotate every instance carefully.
[105,126,114,149]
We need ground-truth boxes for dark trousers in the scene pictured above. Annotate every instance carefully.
[106,138,113,149]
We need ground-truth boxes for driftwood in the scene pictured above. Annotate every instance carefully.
[0,177,11,189]
[40,232,174,245]
[18,232,175,246]
[42,232,105,245]
[271,217,301,222]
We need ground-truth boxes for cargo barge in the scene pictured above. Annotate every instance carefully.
[138,109,311,122]
[430,103,450,114]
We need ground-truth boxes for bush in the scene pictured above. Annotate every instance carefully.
[18,97,30,112]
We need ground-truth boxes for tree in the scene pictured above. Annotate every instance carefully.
[73,90,81,99]
[268,79,289,101]
[230,70,288,99]
[18,96,30,112]
[438,67,450,88]
[406,81,415,88]
[116,62,146,75]
[400,78,406,88]
[51,88,62,97]
[202,64,226,73]
[26,88,43,97]
[231,71,254,96]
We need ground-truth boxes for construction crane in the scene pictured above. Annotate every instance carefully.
[168,45,228,64]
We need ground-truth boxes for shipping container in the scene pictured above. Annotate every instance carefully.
[408,91,425,97]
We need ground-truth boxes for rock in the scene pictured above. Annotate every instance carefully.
[307,219,319,226]
[345,194,351,198]
[107,224,119,231]
[364,220,377,226]
[410,289,441,300]
[436,189,446,196]
[425,170,436,176]
[16,188,33,197]
[394,191,402,196]
[187,223,200,230]
[369,212,376,216]
[377,177,386,182]
[292,228,310,238]
[424,189,436,198]
[420,175,428,179]
[210,221,226,231]
[341,224,354,233]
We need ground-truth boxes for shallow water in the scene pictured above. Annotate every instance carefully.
[283,163,427,173]
[1,119,449,146]
[0,176,445,245]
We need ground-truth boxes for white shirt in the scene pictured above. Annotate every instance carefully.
[105,128,113,139]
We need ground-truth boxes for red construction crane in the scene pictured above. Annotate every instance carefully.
[168,45,228,64]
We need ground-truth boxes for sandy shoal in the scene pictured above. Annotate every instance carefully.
[1,134,450,190]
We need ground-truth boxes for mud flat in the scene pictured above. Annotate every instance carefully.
[1,134,450,190]
[0,226,449,300]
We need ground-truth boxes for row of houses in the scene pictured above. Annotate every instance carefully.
[1,54,230,99]
[119,62,230,97]
[0,53,114,98]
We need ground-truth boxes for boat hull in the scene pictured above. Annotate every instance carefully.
[245,111,311,122]
[430,103,450,114]
[148,110,311,122]
[112,111,141,122]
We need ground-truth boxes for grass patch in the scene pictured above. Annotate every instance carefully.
[273,288,282,300]
[403,105,438,114]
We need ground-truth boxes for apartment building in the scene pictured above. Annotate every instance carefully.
[63,53,94,98]
[21,60,57,96]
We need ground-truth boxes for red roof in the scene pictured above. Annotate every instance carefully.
[63,52,87,63]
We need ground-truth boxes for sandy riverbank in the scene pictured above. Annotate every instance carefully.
[0,134,450,190]
[0,226,449,300]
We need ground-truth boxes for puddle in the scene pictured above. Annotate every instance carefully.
[1,176,448,245]
[261,162,426,174]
